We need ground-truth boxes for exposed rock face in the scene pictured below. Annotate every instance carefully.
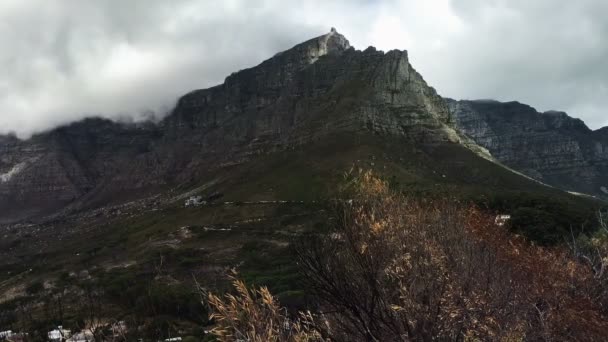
[165,29,453,151]
[0,29,481,221]
[0,119,163,222]
[448,99,608,199]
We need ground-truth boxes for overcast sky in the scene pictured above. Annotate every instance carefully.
[1,0,606,138]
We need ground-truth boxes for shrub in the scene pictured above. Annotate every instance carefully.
[207,274,323,341]
[25,281,44,295]
[203,171,608,341]
[294,170,608,341]
[146,282,205,321]
[569,211,608,314]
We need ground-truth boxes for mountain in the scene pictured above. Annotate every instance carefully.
[0,28,484,223]
[0,120,163,222]
[448,99,608,199]
[1,29,606,339]
[0,29,602,225]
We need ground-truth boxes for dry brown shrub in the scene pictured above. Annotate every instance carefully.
[207,273,325,341]
[206,170,608,341]
[295,170,608,341]
[569,211,608,315]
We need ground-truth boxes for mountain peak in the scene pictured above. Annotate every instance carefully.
[271,28,350,64]
[316,27,350,57]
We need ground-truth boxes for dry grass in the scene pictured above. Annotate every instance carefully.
[208,272,324,341]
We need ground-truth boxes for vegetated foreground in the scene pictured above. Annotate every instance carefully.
[210,171,608,341]
[2,133,603,341]
[1,169,607,341]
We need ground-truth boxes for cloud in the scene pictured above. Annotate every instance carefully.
[429,0,608,129]
[0,0,606,138]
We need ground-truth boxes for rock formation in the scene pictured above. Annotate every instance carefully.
[448,99,608,199]
[0,29,465,221]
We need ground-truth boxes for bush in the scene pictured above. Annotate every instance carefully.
[293,170,608,340]
[569,211,608,314]
[510,207,563,244]
[480,191,600,245]
[207,275,322,341]
[26,281,44,295]
[145,282,205,321]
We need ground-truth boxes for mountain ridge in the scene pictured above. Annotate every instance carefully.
[0,29,464,221]
[1,29,605,222]
[448,98,608,199]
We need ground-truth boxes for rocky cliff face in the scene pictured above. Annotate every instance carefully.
[0,29,464,222]
[164,29,453,149]
[0,119,163,222]
[448,99,608,199]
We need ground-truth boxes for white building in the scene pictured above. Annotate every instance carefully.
[0,331,13,339]
[495,214,511,226]
[48,326,71,341]
[185,196,205,207]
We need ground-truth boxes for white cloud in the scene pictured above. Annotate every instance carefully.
[0,0,606,138]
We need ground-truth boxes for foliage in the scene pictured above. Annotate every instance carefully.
[207,274,324,342]
[25,281,44,295]
[293,170,608,341]
[479,191,600,245]
[143,282,204,321]
[238,241,302,301]
[569,210,608,314]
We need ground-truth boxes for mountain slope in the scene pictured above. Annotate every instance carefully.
[447,99,608,199]
[0,119,162,222]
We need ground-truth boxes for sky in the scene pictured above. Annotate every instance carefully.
[0,0,606,138]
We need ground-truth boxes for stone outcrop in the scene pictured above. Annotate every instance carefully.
[164,29,454,152]
[447,99,608,199]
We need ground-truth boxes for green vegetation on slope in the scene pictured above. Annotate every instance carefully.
[0,133,605,339]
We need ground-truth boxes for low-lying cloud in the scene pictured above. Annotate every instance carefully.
[0,0,606,138]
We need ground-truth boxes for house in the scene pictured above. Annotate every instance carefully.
[48,326,71,341]
[0,331,12,340]
[185,196,205,207]
[495,214,511,226]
